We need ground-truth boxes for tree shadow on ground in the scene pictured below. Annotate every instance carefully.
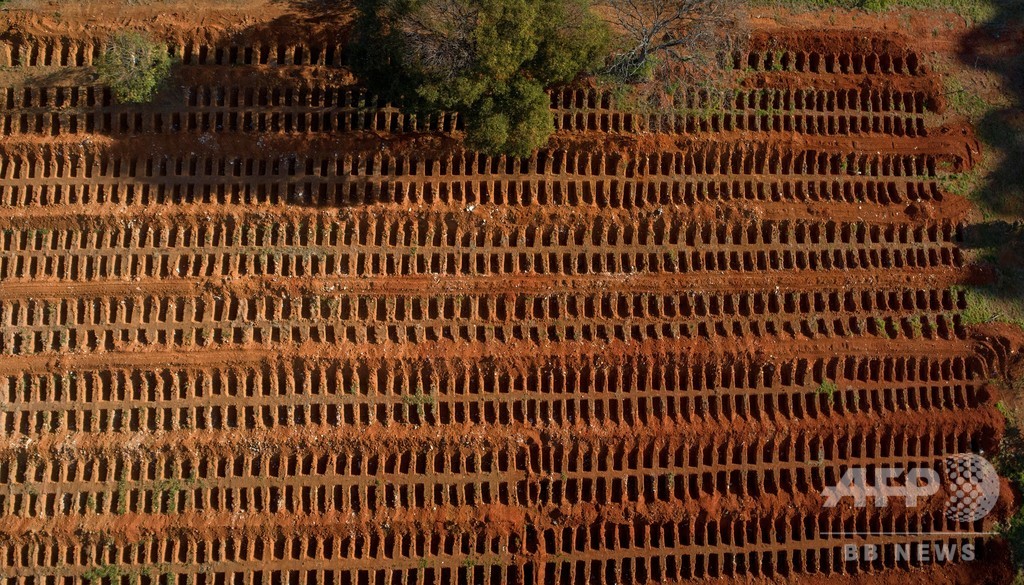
[961,221,1024,304]
[954,1,1024,326]
[80,1,460,210]
[272,0,354,22]
[958,0,1024,218]
[962,220,1024,248]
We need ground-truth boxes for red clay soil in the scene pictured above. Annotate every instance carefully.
[0,2,1022,584]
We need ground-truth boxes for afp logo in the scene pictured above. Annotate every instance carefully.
[822,453,1000,522]
[944,453,1000,522]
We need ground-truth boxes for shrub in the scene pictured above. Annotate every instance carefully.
[350,0,608,156]
[96,31,173,104]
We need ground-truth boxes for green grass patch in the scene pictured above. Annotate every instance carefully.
[401,392,435,406]
[952,282,1024,328]
[958,285,1002,325]
[748,0,998,22]
[945,75,991,120]
[957,222,1024,328]
[816,379,838,401]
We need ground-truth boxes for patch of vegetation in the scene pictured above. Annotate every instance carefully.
[96,31,174,104]
[873,316,890,337]
[953,221,1024,329]
[995,397,1024,580]
[816,379,838,401]
[934,66,1022,217]
[349,0,607,156]
[598,0,745,125]
[1004,514,1024,584]
[83,565,126,584]
[945,75,990,120]
[748,0,997,22]
[603,0,742,83]
[907,315,924,337]
[152,472,202,513]
[402,390,436,407]
[116,469,128,515]
[955,278,1024,329]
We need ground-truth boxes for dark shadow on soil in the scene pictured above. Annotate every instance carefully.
[273,0,354,22]
[962,220,1024,250]
[955,1,1024,319]
[960,220,1024,306]
[958,0,1024,217]
[79,2,462,210]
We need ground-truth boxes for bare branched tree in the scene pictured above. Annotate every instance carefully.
[395,0,480,79]
[603,0,744,82]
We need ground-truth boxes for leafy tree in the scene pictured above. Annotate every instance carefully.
[350,0,608,156]
[96,32,173,104]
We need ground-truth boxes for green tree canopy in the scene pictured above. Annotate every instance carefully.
[96,32,174,104]
[350,0,608,156]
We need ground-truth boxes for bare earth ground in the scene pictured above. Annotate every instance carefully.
[0,1,1023,584]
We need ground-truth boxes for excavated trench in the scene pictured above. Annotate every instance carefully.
[0,18,1018,585]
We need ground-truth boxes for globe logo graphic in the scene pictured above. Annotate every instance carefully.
[944,453,1000,523]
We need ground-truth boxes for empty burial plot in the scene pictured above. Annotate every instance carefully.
[0,146,956,211]
[0,508,990,582]
[0,214,965,279]
[0,20,1013,585]
[0,84,929,137]
[0,34,935,138]
[0,286,969,356]
[0,349,996,432]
